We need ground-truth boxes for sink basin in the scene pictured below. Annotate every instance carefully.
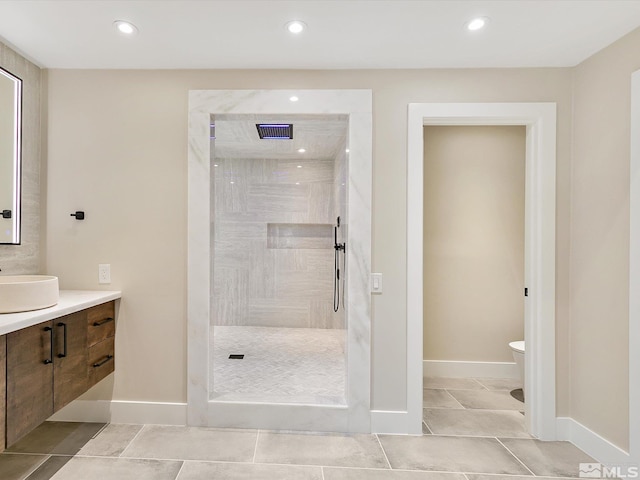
[0,275,59,314]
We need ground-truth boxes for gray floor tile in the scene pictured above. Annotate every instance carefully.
[474,378,523,391]
[255,432,389,468]
[324,467,467,479]
[0,454,48,480]
[499,438,596,477]
[424,378,486,390]
[76,424,143,457]
[447,390,525,410]
[25,456,72,480]
[122,425,257,462]
[177,461,322,479]
[424,408,531,438]
[468,475,568,480]
[378,435,531,474]
[7,422,106,455]
[49,457,182,480]
[423,389,463,409]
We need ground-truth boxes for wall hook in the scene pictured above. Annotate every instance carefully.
[70,211,85,220]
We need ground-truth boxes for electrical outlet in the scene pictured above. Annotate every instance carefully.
[98,264,111,284]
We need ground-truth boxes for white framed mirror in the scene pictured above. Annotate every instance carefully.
[0,66,22,244]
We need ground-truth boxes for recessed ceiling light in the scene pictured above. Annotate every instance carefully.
[295,182,300,185]
[345,148,350,153]
[214,164,219,167]
[230,181,235,184]
[298,148,306,153]
[297,165,303,168]
[466,17,489,31]
[114,20,138,35]
[286,20,306,34]
[289,96,299,102]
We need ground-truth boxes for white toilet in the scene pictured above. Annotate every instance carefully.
[509,341,525,395]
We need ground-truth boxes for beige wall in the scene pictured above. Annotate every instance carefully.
[423,126,525,362]
[570,27,640,452]
[0,41,40,270]
[43,68,574,413]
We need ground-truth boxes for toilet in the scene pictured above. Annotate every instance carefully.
[509,341,525,395]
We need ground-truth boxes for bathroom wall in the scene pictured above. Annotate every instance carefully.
[0,41,40,273]
[43,67,573,420]
[212,156,343,329]
[569,26,640,452]
[423,126,525,363]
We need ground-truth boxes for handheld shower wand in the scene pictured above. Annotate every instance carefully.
[333,216,346,312]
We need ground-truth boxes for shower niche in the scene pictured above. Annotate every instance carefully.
[188,90,371,433]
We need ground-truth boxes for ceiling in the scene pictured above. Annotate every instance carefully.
[1,1,640,69]
[214,114,348,160]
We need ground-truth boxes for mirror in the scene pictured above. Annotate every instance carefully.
[0,67,22,244]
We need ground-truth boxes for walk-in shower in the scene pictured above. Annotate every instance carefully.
[187,89,372,433]
[209,114,349,405]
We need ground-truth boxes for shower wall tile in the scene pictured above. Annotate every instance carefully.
[276,271,334,300]
[214,157,342,329]
[248,300,310,327]
[310,300,345,329]
[248,184,310,215]
[309,183,335,223]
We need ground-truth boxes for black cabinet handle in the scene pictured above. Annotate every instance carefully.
[93,317,114,327]
[43,326,53,364]
[93,355,113,368]
[57,322,67,358]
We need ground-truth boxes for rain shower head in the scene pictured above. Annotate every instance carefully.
[256,123,293,139]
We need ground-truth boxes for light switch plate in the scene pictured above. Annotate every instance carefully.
[371,273,383,294]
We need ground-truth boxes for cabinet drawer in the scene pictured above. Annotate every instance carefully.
[87,301,115,347]
[88,337,115,387]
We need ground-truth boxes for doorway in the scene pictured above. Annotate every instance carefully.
[187,90,373,433]
[407,103,558,440]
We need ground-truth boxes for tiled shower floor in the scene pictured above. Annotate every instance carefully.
[210,326,346,404]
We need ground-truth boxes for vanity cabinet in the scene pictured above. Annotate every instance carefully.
[6,321,55,445]
[3,300,116,447]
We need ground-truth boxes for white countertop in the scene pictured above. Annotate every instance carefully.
[0,290,122,336]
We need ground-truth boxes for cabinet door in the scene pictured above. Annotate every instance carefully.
[1,335,6,452]
[6,321,54,446]
[54,311,89,411]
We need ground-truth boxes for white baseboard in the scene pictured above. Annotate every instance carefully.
[371,410,416,435]
[556,417,632,464]
[49,400,187,426]
[423,360,519,379]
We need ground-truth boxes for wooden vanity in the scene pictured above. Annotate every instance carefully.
[0,291,120,450]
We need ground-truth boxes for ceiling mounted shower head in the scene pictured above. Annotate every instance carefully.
[256,123,293,139]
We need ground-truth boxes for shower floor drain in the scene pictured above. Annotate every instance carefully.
[228,354,244,359]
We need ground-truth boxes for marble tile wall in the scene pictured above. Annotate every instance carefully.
[0,42,40,274]
[212,157,344,329]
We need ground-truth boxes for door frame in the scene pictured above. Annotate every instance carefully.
[187,89,373,432]
[629,70,640,462]
[406,103,557,439]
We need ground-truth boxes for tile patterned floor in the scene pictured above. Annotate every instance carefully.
[211,326,346,404]
[423,376,530,438]
[0,377,596,480]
